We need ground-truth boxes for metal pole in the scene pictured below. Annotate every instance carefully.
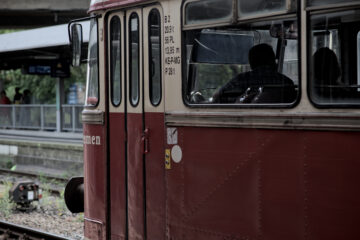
[56,78,64,132]
[40,105,44,130]
[12,105,16,128]
[72,105,76,132]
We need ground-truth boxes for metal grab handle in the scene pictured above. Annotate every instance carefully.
[142,128,150,154]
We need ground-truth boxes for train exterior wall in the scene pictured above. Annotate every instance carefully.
[165,126,360,239]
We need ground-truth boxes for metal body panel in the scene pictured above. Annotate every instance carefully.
[165,126,360,239]
[127,113,145,239]
[109,113,127,239]
[144,112,166,240]
[83,123,107,239]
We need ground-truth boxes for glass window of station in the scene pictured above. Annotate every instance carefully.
[183,0,299,106]
[308,2,360,106]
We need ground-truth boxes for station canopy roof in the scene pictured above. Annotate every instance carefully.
[0,21,89,71]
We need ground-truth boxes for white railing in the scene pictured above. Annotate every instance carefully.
[0,104,83,132]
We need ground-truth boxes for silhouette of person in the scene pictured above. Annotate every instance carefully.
[212,43,295,103]
[0,90,11,104]
[13,87,22,104]
[0,90,11,124]
[22,89,31,104]
[312,47,342,98]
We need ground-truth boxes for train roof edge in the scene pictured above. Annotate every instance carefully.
[89,0,152,12]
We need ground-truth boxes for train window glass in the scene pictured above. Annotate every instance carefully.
[129,13,140,107]
[238,0,296,19]
[110,17,121,106]
[184,0,233,26]
[357,31,360,90]
[309,9,360,106]
[307,0,359,7]
[184,18,299,105]
[148,9,162,106]
[85,18,99,106]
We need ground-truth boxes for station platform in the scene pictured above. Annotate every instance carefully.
[0,129,83,178]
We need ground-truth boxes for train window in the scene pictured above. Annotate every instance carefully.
[110,17,121,106]
[184,19,299,106]
[85,18,99,106]
[237,0,297,19]
[307,0,359,8]
[184,0,233,26]
[129,13,140,107]
[309,9,360,106]
[148,9,162,106]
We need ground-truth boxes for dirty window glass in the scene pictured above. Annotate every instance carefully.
[149,9,162,106]
[184,19,299,105]
[129,13,140,107]
[309,9,360,106]
[110,17,121,106]
[238,0,296,18]
[185,0,233,25]
[308,0,359,7]
[86,18,99,106]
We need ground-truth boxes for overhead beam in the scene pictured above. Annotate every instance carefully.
[0,0,91,28]
[0,0,90,11]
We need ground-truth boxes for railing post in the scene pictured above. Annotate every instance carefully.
[40,105,44,130]
[72,105,76,132]
[12,105,16,128]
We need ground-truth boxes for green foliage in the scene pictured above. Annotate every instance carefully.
[0,157,14,169]
[0,65,86,104]
[0,181,16,217]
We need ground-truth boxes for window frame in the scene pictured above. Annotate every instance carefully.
[110,16,122,107]
[129,12,140,107]
[181,15,301,109]
[85,17,100,108]
[148,8,163,106]
[182,0,297,30]
[307,7,360,108]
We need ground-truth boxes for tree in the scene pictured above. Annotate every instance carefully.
[0,65,86,104]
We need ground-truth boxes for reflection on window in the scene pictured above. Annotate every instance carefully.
[148,9,162,106]
[129,13,140,106]
[238,0,296,18]
[86,18,99,106]
[307,0,359,7]
[185,0,233,25]
[184,19,299,105]
[309,10,360,105]
[110,17,121,106]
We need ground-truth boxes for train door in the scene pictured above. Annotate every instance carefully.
[108,5,165,240]
[107,11,127,240]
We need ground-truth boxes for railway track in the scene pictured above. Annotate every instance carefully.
[0,220,71,240]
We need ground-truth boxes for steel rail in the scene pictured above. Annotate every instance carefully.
[0,220,71,240]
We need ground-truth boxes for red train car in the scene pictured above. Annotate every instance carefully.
[67,0,360,239]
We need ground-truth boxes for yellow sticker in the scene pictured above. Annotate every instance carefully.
[165,149,171,170]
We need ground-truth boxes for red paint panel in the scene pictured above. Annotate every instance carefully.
[144,112,166,240]
[83,123,107,240]
[127,113,145,240]
[166,127,360,240]
[109,113,126,240]
[305,132,360,240]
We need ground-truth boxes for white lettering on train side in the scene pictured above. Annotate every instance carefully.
[84,135,101,145]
